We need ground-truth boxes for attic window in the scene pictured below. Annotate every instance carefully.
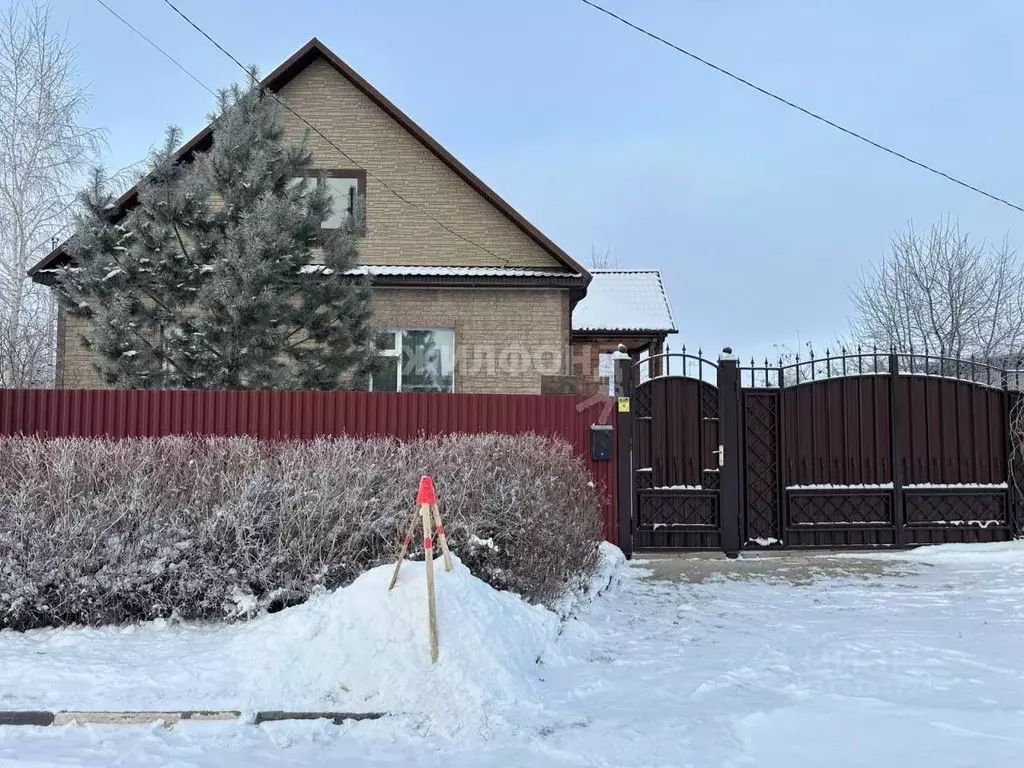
[295,169,366,228]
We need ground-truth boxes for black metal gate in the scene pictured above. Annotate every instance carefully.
[630,352,728,549]
[616,347,1020,556]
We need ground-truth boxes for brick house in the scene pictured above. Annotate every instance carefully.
[30,38,668,395]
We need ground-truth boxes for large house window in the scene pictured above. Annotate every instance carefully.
[373,329,454,393]
[294,170,366,228]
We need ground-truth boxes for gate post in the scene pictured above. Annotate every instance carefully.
[613,346,634,559]
[718,348,743,556]
[888,351,906,547]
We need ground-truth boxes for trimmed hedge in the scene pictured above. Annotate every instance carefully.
[0,434,602,630]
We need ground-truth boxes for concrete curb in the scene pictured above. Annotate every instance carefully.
[0,712,54,726]
[52,711,241,726]
[254,711,385,725]
[0,710,385,727]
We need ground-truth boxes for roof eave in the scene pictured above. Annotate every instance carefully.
[370,273,587,291]
[571,328,679,338]
[32,267,587,292]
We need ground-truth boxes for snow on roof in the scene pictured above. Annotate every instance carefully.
[572,269,677,333]
[350,265,577,278]
[297,265,578,278]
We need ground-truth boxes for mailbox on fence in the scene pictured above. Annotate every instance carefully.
[590,424,613,461]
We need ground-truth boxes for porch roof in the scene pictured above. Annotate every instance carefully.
[571,269,677,335]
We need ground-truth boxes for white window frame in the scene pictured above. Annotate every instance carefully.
[371,327,455,393]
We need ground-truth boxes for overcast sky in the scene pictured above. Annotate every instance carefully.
[47,0,1024,361]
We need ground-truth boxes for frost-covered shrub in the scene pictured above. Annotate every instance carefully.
[0,434,602,629]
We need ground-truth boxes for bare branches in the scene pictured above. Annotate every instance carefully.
[850,216,1024,359]
[588,243,620,270]
[0,0,101,387]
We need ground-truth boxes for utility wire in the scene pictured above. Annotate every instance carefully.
[577,0,1024,214]
[92,0,216,97]
[158,0,515,264]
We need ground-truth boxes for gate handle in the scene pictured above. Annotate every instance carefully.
[712,444,724,467]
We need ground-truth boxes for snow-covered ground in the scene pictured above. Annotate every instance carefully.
[3,542,1024,766]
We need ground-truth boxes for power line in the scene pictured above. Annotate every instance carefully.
[158,0,514,264]
[92,0,216,97]
[576,0,1024,214]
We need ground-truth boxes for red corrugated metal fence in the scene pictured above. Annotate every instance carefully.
[0,389,618,543]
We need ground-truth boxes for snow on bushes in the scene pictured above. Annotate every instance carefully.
[0,434,602,630]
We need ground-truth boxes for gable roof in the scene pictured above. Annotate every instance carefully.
[29,37,588,283]
[571,269,678,335]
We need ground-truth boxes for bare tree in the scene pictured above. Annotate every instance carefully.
[0,1,102,387]
[849,217,1024,360]
[588,243,621,270]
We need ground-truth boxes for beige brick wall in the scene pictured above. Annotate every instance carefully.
[373,288,570,394]
[58,288,572,393]
[59,309,105,388]
[279,57,563,270]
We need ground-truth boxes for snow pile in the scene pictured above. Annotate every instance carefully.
[548,542,626,619]
[229,554,560,731]
[592,541,627,590]
[879,539,1024,565]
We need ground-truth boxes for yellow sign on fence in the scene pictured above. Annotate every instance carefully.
[617,397,630,413]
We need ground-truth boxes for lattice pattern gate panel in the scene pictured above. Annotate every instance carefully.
[904,490,1010,545]
[743,390,780,546]
[784,490,897,547]
[635,490,721,550]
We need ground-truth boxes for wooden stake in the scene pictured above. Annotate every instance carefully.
[431,503,454,573]
[388,510,420,591]
[421,501,439,662]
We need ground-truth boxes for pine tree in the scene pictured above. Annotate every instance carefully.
[55,79,378,390]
